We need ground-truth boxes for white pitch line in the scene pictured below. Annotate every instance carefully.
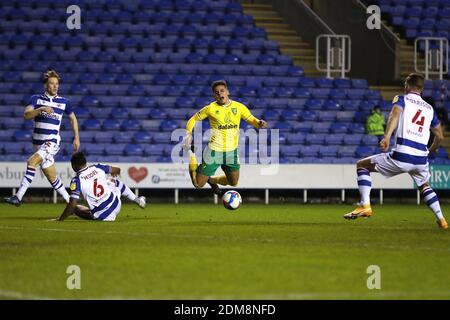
[1,289,449,300]
[0,289,53,300]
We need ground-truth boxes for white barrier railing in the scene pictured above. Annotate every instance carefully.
[414,37,448,80]
[316,34,351,79]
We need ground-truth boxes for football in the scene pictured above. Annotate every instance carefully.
[222,190,242,210]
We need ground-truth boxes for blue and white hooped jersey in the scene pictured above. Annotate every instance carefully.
[28,93,73,147]
[70,164,120,220]
[390,92,440,165]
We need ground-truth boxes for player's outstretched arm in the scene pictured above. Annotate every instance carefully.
[245,115,267,129]
[380,105,402,152]
[69,112,80,152]
[185,114,202,147]
[57,198,79,221]
[24,105,54,120]
[110,166,121,177]
[429,124,444,154]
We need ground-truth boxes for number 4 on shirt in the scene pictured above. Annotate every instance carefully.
[412,109,425,126]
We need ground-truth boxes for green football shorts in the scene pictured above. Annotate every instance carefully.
[197,148,240,177]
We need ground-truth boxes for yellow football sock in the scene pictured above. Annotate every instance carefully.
[188,154,198,186]
[210,175,229,186]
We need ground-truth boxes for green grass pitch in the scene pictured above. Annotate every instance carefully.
[0,203,449,300]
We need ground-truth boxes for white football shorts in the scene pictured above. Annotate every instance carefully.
[369,153,430,187]
[33,141,60,169]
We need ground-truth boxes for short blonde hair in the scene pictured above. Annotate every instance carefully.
[43,69,60,84]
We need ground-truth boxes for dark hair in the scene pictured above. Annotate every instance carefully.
[71,151,87,171]
[43,69,60,84]
[405,73,424,91]
[211,80,227,91]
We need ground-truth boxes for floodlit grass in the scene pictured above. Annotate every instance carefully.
[0,203,449,299]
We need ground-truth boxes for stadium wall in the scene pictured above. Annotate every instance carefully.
[0,162,431,189]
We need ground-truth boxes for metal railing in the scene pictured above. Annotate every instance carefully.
[414,37,448,80]
[316,34,351,79]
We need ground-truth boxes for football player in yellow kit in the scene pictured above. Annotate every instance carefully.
[184,80,267,195]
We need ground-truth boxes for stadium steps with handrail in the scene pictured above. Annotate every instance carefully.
[241,2,322,77]
[382,21,427,79]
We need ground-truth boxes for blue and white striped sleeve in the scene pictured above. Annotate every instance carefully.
[95,163,111,174]
[28,95,39,108]
[69,177,81,200]
[64,98,73,115]
[431,110,440,128]
[392,95,405,109]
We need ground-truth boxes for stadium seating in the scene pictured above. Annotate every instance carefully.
[0,0,449,164]
[366,0,450,75]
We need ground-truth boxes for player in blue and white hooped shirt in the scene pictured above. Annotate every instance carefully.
[56,152,146,222]
[344,73,448,229]
[5,70,80,206]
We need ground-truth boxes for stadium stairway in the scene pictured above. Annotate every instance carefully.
[241,2,322,77]
[382,21,427,79]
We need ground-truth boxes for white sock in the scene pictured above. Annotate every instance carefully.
[51,177,70,203]
[115,179,137,201]
[357,168,372,206]
[422,186,444,220]
[16,166,36,200]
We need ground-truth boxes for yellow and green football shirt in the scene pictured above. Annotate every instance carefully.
[193,100,253,152]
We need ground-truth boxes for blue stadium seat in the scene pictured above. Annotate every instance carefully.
[102,119,121,131]
[76,131,94,144]
[349,123,366,134]
[330,122,348,134]
[356,146,374,158]
[84,143,105,156]
[7,141,25,155]
[308,133,326,145]
[343,134,363,146]
[121,119,141,131]
[299,145,319,158]
[105,144,126,156]
[280,145,300,157]
[133,131,153,144]
[13,130,32,142]
[94,131,115,143]
[286,133,306,145]
[317,110,337,122]
[0,118,24,130]
[362,135,380,146]
[319,145,338,158]
[299,77,316,88]
[325,133,344,145]
[125,144,144,156]
[338,146,358,158]
[316,78,334,88]
[298,110,317,122]
[312,122,332,134]
[305,99,323,110]
[160,119,179,132]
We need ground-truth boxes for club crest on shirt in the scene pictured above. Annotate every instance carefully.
[231,108,237,115]
[70,182,77,191]
[392,95,399,104]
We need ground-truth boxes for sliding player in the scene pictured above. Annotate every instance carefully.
[56,152,146,221]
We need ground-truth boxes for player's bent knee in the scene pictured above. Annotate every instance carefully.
[229,180,239,187]
[356,158,371,169]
